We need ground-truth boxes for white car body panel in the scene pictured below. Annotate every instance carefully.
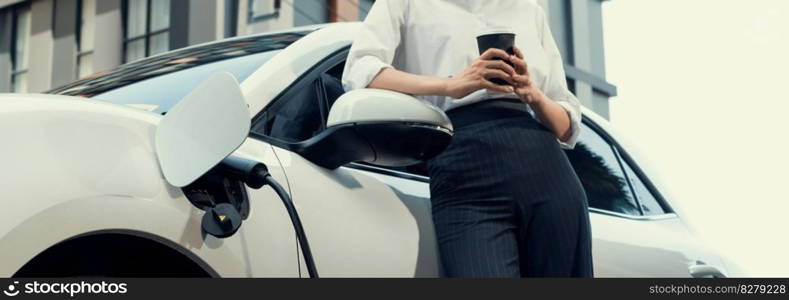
[271,147,440,277]
[589,213,724,277]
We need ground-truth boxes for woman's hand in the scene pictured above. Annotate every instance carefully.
[509,46,574,143]
[443,48,517,99]
[510,46,546,106]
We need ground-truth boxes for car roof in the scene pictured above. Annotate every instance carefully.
[155,23,332,55]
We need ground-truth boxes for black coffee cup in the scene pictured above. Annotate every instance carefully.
[476,29,516,85]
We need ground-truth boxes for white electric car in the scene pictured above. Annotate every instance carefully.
[0,22,734,278]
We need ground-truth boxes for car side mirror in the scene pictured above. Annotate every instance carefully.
[155,72,251,187]
[293,88,453,169]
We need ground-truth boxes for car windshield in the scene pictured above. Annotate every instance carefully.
[47,32,307,114]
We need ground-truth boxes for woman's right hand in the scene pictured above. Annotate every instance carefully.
[443,48,517,99]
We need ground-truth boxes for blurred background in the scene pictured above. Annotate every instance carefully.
[604,0,789,276]
[0,0,786,276]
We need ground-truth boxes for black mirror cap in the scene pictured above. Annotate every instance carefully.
[355,122,452,167]
[294,122,453,169]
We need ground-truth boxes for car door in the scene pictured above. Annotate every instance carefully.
[570,120,726,277]
[248,52,441,277]
[349,117,727,277]
[222,137,303,277]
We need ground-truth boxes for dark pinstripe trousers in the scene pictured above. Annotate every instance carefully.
[427,108,593,278]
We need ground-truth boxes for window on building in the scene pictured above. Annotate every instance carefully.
[124,0,170,62]
[224,0,239,37]
[10,5,31,93]
[77,0,96,78]
[359,0,373,21]
[248,0,280,23]
[292,0,327,26]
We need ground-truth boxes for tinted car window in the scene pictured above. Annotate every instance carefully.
[564,123,640,215]
[252,56,346,143]
[253,78,324,142]
[621,159,666,215]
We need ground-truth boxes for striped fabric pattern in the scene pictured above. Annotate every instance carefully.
[427,112,593,278]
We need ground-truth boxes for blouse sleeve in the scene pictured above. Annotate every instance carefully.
[537,6,583,150]
[341,0,406,92]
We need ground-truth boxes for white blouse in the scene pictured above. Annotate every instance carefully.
[341,0,582,149]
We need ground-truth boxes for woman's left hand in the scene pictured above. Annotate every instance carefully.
[510,46,545,106]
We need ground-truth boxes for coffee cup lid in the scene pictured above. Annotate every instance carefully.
[477,25,514,37]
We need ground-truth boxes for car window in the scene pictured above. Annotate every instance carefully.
[620,158,666,215]
[252,77,325,143]
[252,53,346,143]
[564,123,641,215]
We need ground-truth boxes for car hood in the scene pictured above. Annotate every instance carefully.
[0,93,164,122]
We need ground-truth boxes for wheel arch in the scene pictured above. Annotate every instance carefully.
[0,194,247,277]
[14,229,219,278]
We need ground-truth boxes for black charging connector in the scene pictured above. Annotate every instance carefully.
[217,156,270,189]
[215,156,319,278]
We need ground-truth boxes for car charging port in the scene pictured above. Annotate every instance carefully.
[184,156,319,278]
[182,167,251,219]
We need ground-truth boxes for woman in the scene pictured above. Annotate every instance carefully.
[342,0,592,278]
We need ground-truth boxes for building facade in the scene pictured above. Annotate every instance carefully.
[0,0,616,117]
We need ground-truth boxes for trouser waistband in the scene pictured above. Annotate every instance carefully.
[446,98,532,129]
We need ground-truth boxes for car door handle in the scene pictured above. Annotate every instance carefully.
[689,264,726,278]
